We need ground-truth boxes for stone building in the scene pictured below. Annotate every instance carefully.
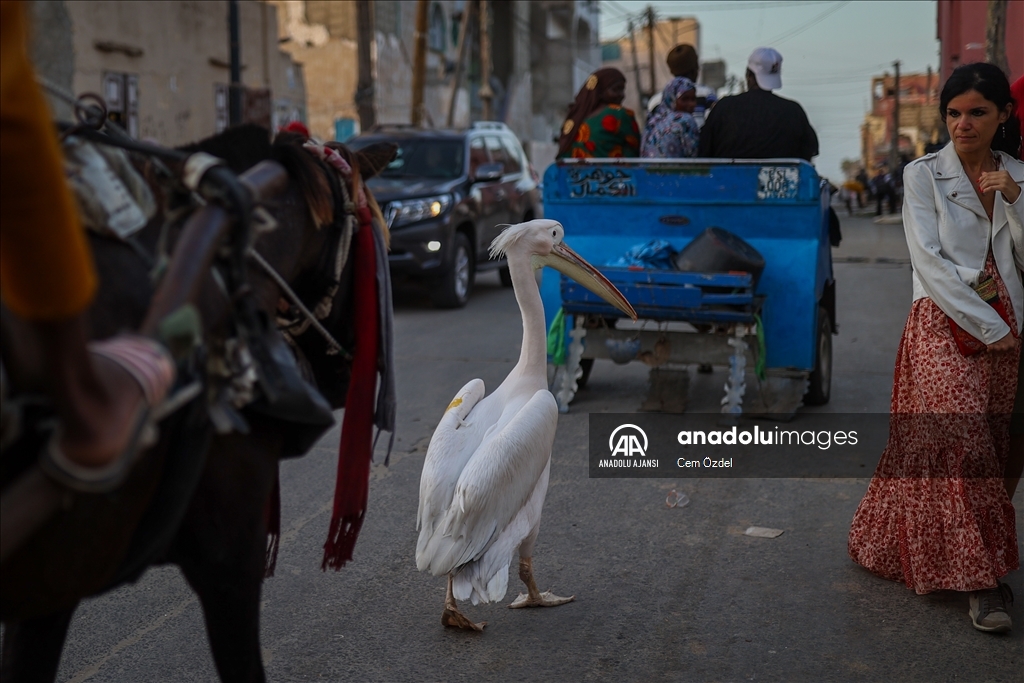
[29,0,307,146]
[267,1,600,172]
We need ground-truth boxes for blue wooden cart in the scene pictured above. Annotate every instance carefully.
[540,158,835,414]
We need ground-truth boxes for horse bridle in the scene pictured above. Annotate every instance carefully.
[249,143,359,360]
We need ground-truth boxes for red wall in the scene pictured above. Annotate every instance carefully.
[938,0,1024,83]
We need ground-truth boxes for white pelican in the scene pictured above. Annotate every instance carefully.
[416,219,636,630]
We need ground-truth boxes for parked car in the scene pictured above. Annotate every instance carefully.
[348,122,542,308]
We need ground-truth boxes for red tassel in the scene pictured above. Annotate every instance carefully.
[322,207,378,570]
[264,470,281,578]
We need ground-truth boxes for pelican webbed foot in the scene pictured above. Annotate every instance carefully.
[441,607,487,631]
[508,557,575,609]
[442,574,486,631]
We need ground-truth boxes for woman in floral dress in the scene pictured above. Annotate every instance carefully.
[557,68,640,159]
[848,63,1024,633]
[640,77,700,158]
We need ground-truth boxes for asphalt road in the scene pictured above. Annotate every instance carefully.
[48,213,1023,682]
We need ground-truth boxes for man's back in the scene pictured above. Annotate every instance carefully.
[698,89,818,161]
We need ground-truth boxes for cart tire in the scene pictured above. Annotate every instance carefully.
[577,358,594,389]
[499,265,513,287]
[804,306,832,406]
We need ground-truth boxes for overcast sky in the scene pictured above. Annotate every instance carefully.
[599,0,941,181]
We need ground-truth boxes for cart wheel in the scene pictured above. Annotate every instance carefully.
[804,305,832,406]
[576,358,594,389]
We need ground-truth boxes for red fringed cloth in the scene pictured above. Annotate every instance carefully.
[322,205,378,570]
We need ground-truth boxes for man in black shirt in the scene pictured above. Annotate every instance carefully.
[698,47,819,161]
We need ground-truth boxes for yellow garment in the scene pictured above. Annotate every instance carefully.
[1,0,97,320]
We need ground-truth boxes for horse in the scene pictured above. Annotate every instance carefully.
[0,124,395,682]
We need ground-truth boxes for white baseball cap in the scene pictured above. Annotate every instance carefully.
[747,47,783,90]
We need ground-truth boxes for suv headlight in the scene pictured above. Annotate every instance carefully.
[386,194,453,228]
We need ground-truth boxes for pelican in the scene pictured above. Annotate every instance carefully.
[416,219,636,630]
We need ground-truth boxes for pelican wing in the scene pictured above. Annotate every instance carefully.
[417,389,557,576]
[416,379,487,562]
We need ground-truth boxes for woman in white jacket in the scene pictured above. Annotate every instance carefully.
[849,63,1023,633]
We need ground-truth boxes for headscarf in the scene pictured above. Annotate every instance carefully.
[558,68,627,157]
[645,77,696,133]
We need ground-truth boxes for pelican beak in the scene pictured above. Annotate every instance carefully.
[533,242,637,321]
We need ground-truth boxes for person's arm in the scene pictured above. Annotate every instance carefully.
[798,104,819,162]
[698,105,717,156]
[902,163,1011,345]
[981,162,1024,272]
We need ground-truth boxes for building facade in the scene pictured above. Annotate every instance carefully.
[30,0,307,146]
[937,0,1024,83]
[268,1,598,172]
[860,71,943,173]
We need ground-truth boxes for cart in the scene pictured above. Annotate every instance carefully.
[540,158,835,415]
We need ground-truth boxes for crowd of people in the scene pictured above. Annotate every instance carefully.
[557,44,819,164]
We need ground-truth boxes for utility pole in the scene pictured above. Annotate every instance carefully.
[446,0,475,127]
[645,6,656,105]
[889,60,900,172]
[411,0,429,126]
[479,0,494,121]
[355,0,376,132]
[228,0,242,126]
[628,19,643,112]
[985,0,1009,76]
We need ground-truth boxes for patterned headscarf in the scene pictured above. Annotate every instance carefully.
[558,68,628,157]
[645,77,696,132]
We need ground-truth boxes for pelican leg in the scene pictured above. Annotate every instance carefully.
[441,574,486,631]
[509,557,575,608]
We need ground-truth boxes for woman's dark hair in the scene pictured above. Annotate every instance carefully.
[939,62,1021,156]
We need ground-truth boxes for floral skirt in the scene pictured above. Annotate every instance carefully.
[848,259,1020,594]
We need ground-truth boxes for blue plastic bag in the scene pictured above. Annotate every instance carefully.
[609,239,678,270]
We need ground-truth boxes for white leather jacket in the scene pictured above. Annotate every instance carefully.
[902,142,1024,344]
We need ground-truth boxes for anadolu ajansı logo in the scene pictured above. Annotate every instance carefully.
[609,424,648,458]
[599,423,658,469]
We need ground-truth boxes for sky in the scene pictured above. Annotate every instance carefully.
[599,0,941,182]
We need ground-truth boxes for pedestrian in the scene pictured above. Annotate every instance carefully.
[856,167,870,207]
[557,68,640,159]
[647,44,718,129]
[698,47,818,162]
[640,77,700,158]
[872,168,895,215]
[848,62,1024,634]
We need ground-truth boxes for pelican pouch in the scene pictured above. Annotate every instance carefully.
[947,275,1015,356]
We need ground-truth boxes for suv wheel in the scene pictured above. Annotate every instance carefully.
[499,265,513,287]
[432,232,474,308]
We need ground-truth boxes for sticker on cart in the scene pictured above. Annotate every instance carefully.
[568,168,637,198]
[757,166,799,200]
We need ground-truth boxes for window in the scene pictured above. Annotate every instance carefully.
[500,137,523,174]
[428,3,446,52]
[469,137,490,176]
[103,71,139,138]
[348,138,465,179]
[484,136,509,172]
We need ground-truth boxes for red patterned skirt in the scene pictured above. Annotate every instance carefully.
[848,258,1020,594]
